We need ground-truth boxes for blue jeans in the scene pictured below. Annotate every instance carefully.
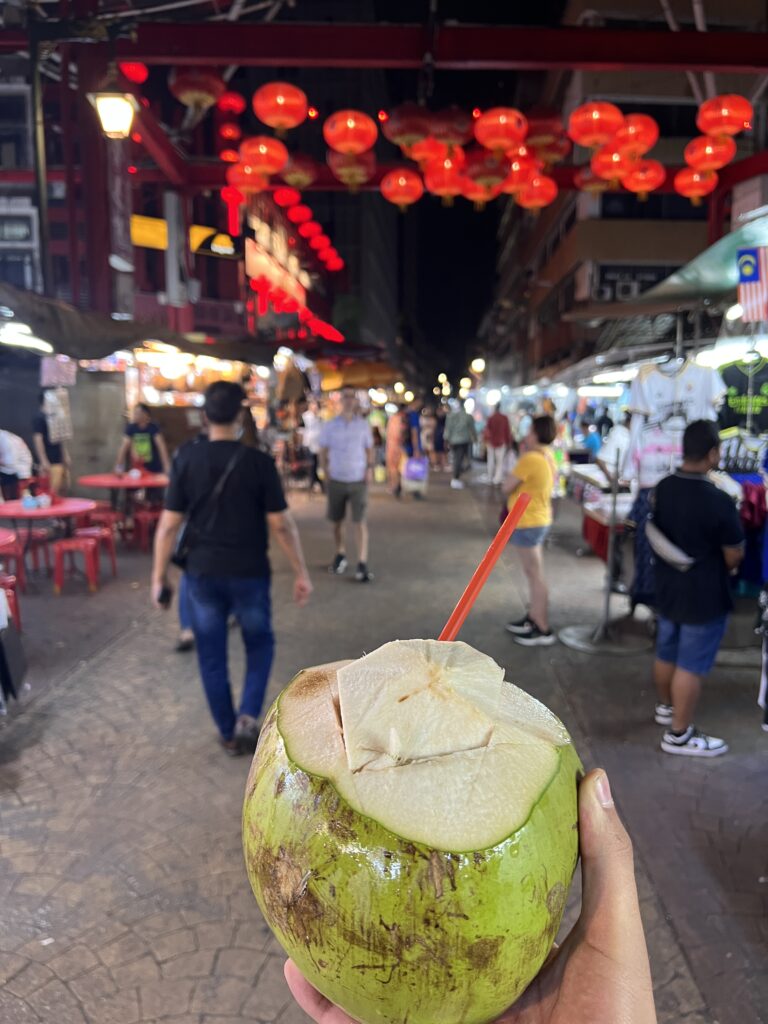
[656,614,728,676]
[186,574,275,740]
[178,573,193,631]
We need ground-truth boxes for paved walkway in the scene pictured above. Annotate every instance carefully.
[0,475,765,1024]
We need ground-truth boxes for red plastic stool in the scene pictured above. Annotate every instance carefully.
[53,537,99,594]
[133,506,162,552]
[0,574,20,631]
[0,539,27,592]
[75,526,118,578]
[29,528,52,572]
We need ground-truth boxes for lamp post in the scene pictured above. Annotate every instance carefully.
[87,89,139,139]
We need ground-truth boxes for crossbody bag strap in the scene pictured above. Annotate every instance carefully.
[189,446,245,530]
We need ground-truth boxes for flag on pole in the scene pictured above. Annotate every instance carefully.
[737,247,768,323]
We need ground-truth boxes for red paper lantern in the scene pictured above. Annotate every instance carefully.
[273,187,301,208]
[696,94,753,137]
[500,151,538,195]
[516,174,558,211]
[574,166,610,195]
[298,221,322,239]
[225,163,268,194]
[568,102,625,149]
[380,168,424,210]
[253,82,308,135]
[591,146,637,184]
[219,148,240,163]
[614,114,659,159]
[460,177,501,211]
[119,62,149,85]
[239,136,288,176]
[684,134,737,172]
[221,186,244,236]
[432,106,474,148]
[621,159,666,200]
[531,136,571,168]
[310,234,331,251]
[327,150,377,188]
[524,109,564,149]
[674,167,718,205]
[382,103,431,149]
[473,107,528,153]
[323,110,378,155]
[219,122,242,142]
[326,257,345,272]
[406,136,448,169]
[217,91,246,115]
[281,154,317,190]
[169,68,225,113]
[287,204,313,224]
[463,147,510,190]
[316,246,334,262]
[424,153,465,205]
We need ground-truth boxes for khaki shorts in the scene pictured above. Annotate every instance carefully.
[327,479,368,523]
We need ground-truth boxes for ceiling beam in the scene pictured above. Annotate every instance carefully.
[133,105,187,187]
[108,21,768,74]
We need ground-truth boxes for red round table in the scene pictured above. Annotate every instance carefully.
[0,498,97,555]
[78,473,169,490]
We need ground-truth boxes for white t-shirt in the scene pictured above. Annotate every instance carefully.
[319,415,372,483]
[301,410,322,454]
[597,424,630,475]
[623,361,725,487]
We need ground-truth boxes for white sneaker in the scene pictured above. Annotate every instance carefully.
[660,726,728,757]
[450,479,464,490]
[654,702,674,726]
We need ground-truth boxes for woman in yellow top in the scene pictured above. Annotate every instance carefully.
[503,414,557,646]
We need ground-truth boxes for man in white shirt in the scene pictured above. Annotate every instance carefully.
[319,386,375,582]
[0,430,30,500]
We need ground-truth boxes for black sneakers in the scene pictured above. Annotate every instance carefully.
[329,554,348,575]
[355,562,373,582]
[512,623,556,647]
[660,725,728,757]
[505,615,532,635]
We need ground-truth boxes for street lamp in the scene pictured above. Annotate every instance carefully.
[88,90,139,139]
[470,357,486,374]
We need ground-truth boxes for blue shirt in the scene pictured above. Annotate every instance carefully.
[404,411,422,456]
[319,415,372,483]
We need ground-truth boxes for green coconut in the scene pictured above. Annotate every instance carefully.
[243,640,581,1024]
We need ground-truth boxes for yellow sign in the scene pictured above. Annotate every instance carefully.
[129,215,237,257]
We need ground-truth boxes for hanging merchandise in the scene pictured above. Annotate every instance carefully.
[696,94,753,137]
[591,146,636,185]
[567,101,624,149]
[382,103,431,150]
[42,388,73,444]
[516,173,558,212]
[718,358,768,433]
[432,105,474,149]
[168,67,225,114]
[281,154,318,189]
[684,135,736,172]
[252,82,308,135]
[380,168,424,210]
[327,150,377,189]
[424,153,465,205]
[621,159,666,200]
[613,114,659,159]
[239,136,289,176]
[473,107,527,154]
[323,110,378,155]
[674,167,718,205]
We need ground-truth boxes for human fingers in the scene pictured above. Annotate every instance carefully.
[283,960,357,1024]
[576,770,655,1017]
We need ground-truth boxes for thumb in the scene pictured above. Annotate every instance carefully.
[577,770,643,949]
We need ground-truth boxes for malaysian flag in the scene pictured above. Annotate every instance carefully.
[737,247,768,323]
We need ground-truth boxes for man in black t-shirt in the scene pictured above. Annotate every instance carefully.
[151,382,313,756]
[652,420,744,759]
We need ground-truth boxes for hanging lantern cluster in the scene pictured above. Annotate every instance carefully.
[215,89,247,164]
[674,94,752,205]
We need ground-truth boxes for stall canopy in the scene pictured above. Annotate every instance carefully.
[565,212,768,323]
[317,360,400,391]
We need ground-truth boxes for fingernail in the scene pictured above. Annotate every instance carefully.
[595,771,613,808]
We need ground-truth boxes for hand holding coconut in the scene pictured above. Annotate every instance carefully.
[281,768,656,1024]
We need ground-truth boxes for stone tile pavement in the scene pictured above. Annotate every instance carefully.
[0,474,765,1023]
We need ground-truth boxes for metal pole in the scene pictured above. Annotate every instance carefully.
[593,450,621,643]
[30,26,52,297]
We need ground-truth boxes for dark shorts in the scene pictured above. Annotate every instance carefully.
[656,614,728,676]
[327,479,368,523]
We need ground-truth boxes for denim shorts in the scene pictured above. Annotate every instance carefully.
[509,525,550,548]
[656,614,728,676]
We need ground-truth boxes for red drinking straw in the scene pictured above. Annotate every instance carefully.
[438,493,532,642]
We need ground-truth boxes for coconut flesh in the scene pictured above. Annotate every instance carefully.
[243,640,581,1024]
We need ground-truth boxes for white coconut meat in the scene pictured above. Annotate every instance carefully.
[279,640,572,851]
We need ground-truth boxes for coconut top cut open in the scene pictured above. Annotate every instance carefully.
[279,639,572,852]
